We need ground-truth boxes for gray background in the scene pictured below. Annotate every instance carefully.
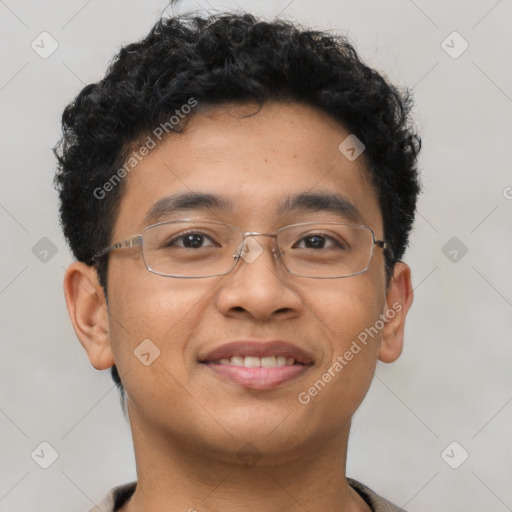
[1,0,511,511]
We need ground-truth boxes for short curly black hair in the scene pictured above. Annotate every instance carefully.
[54,11,421,405]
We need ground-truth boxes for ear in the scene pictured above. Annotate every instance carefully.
[378,261,414,364]
[63,261,114,370]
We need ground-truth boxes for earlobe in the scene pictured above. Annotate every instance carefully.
[378,262,414,364]
[63,261,115,370]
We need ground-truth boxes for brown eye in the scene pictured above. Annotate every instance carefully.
[293,234,345,250]
[163,231,217,249]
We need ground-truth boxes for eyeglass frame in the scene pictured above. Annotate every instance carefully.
[91,219,388,279]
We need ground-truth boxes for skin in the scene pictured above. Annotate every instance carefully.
[64,101,413,512]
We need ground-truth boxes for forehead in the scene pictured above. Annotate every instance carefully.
[113,102,382,236]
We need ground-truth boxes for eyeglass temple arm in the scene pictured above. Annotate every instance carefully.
[91,235,143,262]
[375,239,394,263]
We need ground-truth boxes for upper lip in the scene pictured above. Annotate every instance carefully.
[199,341,314,365]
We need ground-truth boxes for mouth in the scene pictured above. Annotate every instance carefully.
[211,355,301,367]
[198,341,314,390]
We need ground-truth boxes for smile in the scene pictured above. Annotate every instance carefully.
[212,355,298,367]
[198,340,314,390]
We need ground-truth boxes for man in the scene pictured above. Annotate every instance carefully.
[55,11,420,512]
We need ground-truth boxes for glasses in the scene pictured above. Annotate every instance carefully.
[92,220,387,279]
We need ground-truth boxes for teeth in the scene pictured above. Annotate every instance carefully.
[244,356,260,368]
[276,356,287,367]
[261,356,276,368]
[215,355,297,367]
[231,355,244,366]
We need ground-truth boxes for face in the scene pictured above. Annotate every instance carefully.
[73,101,411,465]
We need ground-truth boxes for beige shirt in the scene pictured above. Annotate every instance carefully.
[88,479,406,511]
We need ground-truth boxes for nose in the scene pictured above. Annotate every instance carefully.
[215,234,303,321]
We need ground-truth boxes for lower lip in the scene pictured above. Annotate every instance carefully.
[202,363,311,390]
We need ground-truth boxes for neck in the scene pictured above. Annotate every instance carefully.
[119,410,370,512]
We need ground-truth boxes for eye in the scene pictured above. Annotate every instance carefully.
[164,231,218,249]
[293,233,344,250]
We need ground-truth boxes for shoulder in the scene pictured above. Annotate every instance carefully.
[87,481,137,512]
[88,479,404,512]
[348,478,407,512]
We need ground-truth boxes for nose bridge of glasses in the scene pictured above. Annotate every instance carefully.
[233,232,278,264]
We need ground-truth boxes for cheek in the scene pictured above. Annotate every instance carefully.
[301,278,385,402]
[105,268,211,379]
[105,272,232,440]
[305,276,384,345]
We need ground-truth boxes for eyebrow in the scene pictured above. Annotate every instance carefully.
[279,191,365,224]
[142,192,234,226]
[142,191,365,226]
